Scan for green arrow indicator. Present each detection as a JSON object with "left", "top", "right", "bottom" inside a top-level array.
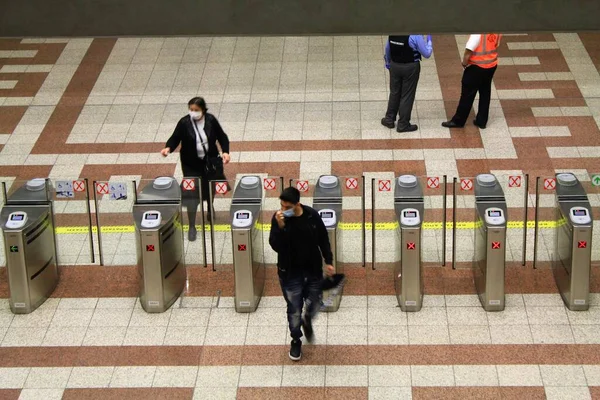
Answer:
[
  {"left": 9, "top": 246, "right": 18, "bottom": 253},
  {"left": 592, "top": 174, "right": 600, "bottom": 187}
]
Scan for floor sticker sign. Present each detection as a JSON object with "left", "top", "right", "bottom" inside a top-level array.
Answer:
[
  {"left": 109, "top": 182, "right": 127, "bottom": 200},
  {"left": 55, "top": 181, "right": 74, "bottom": 198}
]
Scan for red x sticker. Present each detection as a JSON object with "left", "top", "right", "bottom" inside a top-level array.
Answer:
[
  {"left": 578, "top": 241, "right": 587, "bottom": 249},
  {"left": 238, "top": 244, "right": 246, "bottom": 251},
  {"left": 407, "top": 242, "right": 416, "bottom": 250},
  {"left": 492, "top": 242, "right": 501, "bottom": 249},
  {"left": 146, "top": 245, "right": 155, "bottom": 252}
]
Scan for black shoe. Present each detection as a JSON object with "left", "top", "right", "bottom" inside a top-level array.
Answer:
[
  {"left": 302, "top": 317, "right": 314, "bottom": 344},
  {"left": 381, "top": 118, "right": 395, "bottom": 129},
  {"left": 289, "top": 339, "right": 302, "bottom": 361},
  {"left": 473, "top": 119, "right": 486, "bottom": 129},
  {"left": 397, "top": 124, "right": 418, "bottom": 133},
  {"left": 205, "top": 213, "right": 212, "bottom": 224},
  {"left": 188, "top": 227, "right": 197, "bottom": 242},
  {"left": 442, "top": 120, "right": 464, "bottom": 128}
]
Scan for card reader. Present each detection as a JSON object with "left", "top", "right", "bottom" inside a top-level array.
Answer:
[
  {"left": 232, "top": 210, "right": 253, "bottom": 228},
  {"left": 569, "top": 207, "right": 592, "bottom": 225},
  {"left": 400, "top": 208, "right": 420, "bottom": 226},
  {"left": 141, "top": 211, "right": 162, "bottom": 228},
  {"left": 318, "top": 209, "right": 337, "bottom": 227},
  {"left": 6, "top": 212, "right": 27, "bottom": 229},
  {"left": 484, "top": 207, "right": 505, "bottom": 225}
]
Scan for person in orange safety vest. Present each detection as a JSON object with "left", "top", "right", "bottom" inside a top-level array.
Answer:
[{"left": 442, "top": 33, "right": 502, "bottom": 130}]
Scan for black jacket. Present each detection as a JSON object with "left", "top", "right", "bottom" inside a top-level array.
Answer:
[
  {"left": 165, "top": 113, "right": 230, "bottom": 176},
  {"left": 269, "top": 205, "right": 334, "bottom": 278}
]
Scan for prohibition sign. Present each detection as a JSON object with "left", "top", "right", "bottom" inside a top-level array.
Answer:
[
  {"left": 345, "top": 178, "right": 358, "bottom": 190},
  {"left": 460, "top": 179, "right": 473, "bottom": 191},
  {"left": 96, "top": 182, "right": 109, "bottom": 195},
  {"left": 378, "top": 180, "right": 391, "bottom": 192},
  {"left": 263, "top": 178, "right": 276, "bottom": 191},
  {"left": 508, "top": 176, "right": 521, "bottom": 188},
  {"left": 296, "top": 180, "right": 309, "bottom": 192},
  {"left": 544, "top": 178, "right": 556, "bottom": 190},
  {"left": 215, "top": 182, "right": 228, "bottom": 194},
  {"left": 427, "top": 177, "right": 439, "bottom": 189},
  {"left": 182, "top": 179, "right": 195, "bottom": 191},
  {"left": 73, "top": 180, "right": 86, "bottom": 192}
]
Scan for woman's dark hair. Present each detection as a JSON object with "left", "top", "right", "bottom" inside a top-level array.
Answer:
[
  {"left": 188, "top": 97, "right": 207, "bottom": 112},
  {"left": 279, "top": 187, "right": 300, "bottom": 204}
]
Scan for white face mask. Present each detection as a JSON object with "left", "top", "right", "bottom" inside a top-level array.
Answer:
[{"left": 189, "top": 111, "right": 203, "bottom": 120}]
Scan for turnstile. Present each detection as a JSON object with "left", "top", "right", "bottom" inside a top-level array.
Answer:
[
  {"left": 394, "top": 175, "right": 424, "bottom": 312},
  {"left": 133, "top": 177, "right": 186, "bottom": 313},
  {"left": 1, "top": 179, "right": 58, "bottom": 314},
  {"left": 231, "top": 176, "right": 265, "bottom": 313},
  {"left": 473, "top": 174, "right": 507, "bottom": 311},
  {"left": 553, "top": 173, "right": 593, "bottom": 311},
  {"left": 312, "top": 175, "right": 343, "bottom": 312}
]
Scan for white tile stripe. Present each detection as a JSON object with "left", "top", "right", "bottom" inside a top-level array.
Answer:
[
  {"left": 0, "top": 365, "right": 599, "bottom": 389},
  {"left": 2, "top": 295, "right": 600, "bottom": 347}
]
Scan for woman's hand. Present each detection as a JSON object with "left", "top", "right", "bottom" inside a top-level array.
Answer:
[
  {"left": 222, "top": 153, "right": 231, "bottom": 164},
  {"left": 160, "top": 148, "right": 170, "bottom": 157}
]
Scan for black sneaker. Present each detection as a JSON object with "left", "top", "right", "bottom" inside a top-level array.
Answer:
[
  {"left": 381, "top": 118, "right": 395, "bottom": 129},
  {"left": 396, "top": 124, "right": 418, "bottom": 133},
  {"left": 473, "top": 119, "right": 486, "bottom": 129},
  {"left": 302, "top": 317, "right": 314, "bottom": 343},
  {"left": 289, "top": 339, "right": 302, "bottom": 361},
  {"left": 188, "top": 227, "right": 197, "bottom": 242}
]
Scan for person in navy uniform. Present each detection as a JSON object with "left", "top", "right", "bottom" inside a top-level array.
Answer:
[{"left": 382, "top": 34, "right": 433, "bottom": 133}]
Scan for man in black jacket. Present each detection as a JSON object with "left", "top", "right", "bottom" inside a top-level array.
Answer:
[{"left": 269, "top": 187, "right": 334, "bottom": 361}]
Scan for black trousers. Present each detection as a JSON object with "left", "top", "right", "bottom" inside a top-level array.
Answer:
[
  {"left": 181, "top": 159, "right": 211, "bottom": 230},
  {"left": 384, "top": 61, "right": 421, "bottom": 130},
  {"left": 451, "top": 65, "right": 497, "bottom": 126}
]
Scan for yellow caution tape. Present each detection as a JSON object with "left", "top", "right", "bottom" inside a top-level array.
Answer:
[{"left": 53, "top": 220, "right": 563, "bottom": 234}]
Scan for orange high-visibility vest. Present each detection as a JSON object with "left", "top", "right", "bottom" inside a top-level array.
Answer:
[{"left": 468, "top": 34, "right": 502, "bottom": 68}]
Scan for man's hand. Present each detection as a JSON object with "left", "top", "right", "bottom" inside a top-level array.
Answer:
[
  {"left": 160, "top": 148, "right": 170, "bottom": 157},
  {"left": 275, "top": 210, "right": 285, "bottom": 229},
  {"left": 325, "top": 264, "right": 334, "bottom": 277}
]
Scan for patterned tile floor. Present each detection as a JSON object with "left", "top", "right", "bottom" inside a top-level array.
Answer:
[{"left": 1, "top": 33, "right": 600, "bottom": 399}]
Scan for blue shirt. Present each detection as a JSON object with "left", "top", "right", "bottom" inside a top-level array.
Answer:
[{"left": 385, "top": 35, "right": 433, "bottom": 68}]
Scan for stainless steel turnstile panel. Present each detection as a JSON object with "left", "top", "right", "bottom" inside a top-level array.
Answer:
[
  {"left": 134, "top": 204, "right": 185, "bottom": 313},
  {"left": 554, "top": 195, "right": 593, "bottom": 311},
  {"left": 473, "top": 174, "right": 507, "bottom": 312},
  {"left": 1, "top": 205, "right": 58, "bottom": 314},
  {"left": 231, "top": 203, "right": 265, "bottom": 313},
  {"left": 394, "top": 176, "right": 424, "bottom": 312},
  {"left": 395, "top": 225, "right": 423, "bottom": 311},
  {"left": 312, "top": 175, "right": 343, "bottom": 312},
  {"left": 473, "top": 203, "right": 507, "bottom": 311}
]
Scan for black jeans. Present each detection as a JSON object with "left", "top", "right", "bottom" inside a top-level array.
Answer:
[
  {"left": 279, "top": 275, "right": 322, "bottom": 340},
  {"left": 451, "top": 65, "right": 497, "bottom": 126},
  {"left": 384, "top": 61, "right": 421, "bottom": 130}
]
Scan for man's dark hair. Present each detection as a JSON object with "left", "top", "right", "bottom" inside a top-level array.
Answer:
[
  {"left": 279, "top": 187, "right": 300, "bottom": 204},
  {"left": 188, "top": 97, "right": 207, "bottom": 112}
]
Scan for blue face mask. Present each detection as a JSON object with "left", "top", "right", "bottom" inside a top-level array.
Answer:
[{"left": 282, "top": 208, "right": 295, "bottom": 218}]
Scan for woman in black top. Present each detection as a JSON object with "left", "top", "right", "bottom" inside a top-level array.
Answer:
[{"left": 161, "top": 97, "right": 230, "bottom": 241}]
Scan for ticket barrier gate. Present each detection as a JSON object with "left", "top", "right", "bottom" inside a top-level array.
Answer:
[
  {"left": 231, "top": 176, "right": 265, "bottom": 313},
  {"left": 553, "top": 173, "right": 593, "bottom": 311},
  {"left": 133, "top": 177, "right": 186, "bottom": 313},
  {"left": 312, "top": 175, "right": 343, "bottom": 312},
  {"left": 473, "top": 174, "right": 507, "bottom": 311},
  {"left": 1, "top": 179, "right": 58, "bottom": 314},
  {"left": 394, "top": 175, "right": 424, "bottom": 312}
]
